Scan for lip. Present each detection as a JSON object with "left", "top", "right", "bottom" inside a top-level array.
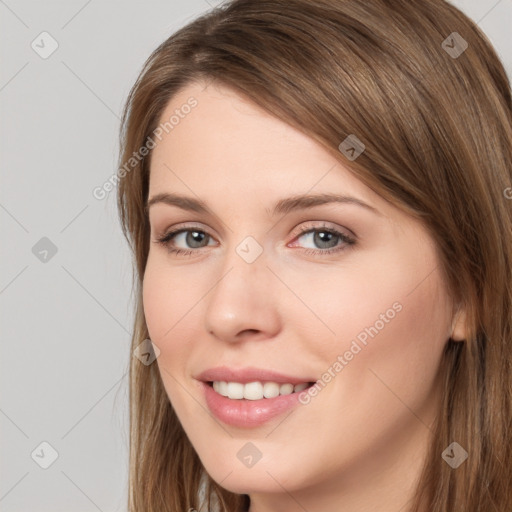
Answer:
[
  {"left": 200, "top": 381, "right": 312, "bottom": 428},
  {"left": 195, "top": 366, "right": 316, "bottom": 428},
  {"left": 196, "top": 366, "right": 315, "bottom": 385}
]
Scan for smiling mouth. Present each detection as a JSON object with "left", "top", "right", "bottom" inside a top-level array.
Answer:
[{"left": 207, "top": 380, "right": 316, "bottom": 400}]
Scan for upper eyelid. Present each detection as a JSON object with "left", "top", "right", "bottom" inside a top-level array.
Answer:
[{"left": 155, "top": 221, "right": 215, "bottom": 237}]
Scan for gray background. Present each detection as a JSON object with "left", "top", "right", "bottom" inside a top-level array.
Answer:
[{"left": 1, "top": 1, "right": 510, "bottom": 510}]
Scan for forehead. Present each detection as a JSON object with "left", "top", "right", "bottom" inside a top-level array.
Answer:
[{"left": 150, "top": 82, "right": 377, "bottom": 202}]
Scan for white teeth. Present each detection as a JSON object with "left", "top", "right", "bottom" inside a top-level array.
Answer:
[
  {"left": 218, "top": 381, "right": 228, "bottom": 396},
  {"left": 263, "top": 382, "right": 280, "bottom": 398},
  {"left": 243, "top": 381, "right": 263, "bottom": 400},
  {"left": 212, "top": 381, "right": 310, "bottom": 400},
  {"left": 279, "top": 383, "right": 294, "bottom": 395},
  {"left": 226, "top": 382, "right": 244, "bottom": 399}
]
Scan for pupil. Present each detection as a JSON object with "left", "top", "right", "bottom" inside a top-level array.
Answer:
[
  {"left": 314, "top": 231, "right": 337, "bottom": 248},
  {"left": 187, "top": 231, "right": 207, "bottom": 248}
]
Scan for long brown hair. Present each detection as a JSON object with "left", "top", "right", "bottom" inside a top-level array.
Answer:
[{"left": 117, "top": 1, "right": 512, "bottom": 510}]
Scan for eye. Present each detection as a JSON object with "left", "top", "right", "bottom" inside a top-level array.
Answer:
[
  {"left": 153, "top": 222, "right": 356, "bottom": 257},
  {"left": 154, "top": 227, "right": 217, "bottom": 255},
  {"left": 288, "top": 223, "right": 356, "bottom": 255}
]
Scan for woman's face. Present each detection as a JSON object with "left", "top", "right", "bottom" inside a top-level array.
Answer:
[{"left": 143, "top": 81, "right": 461, "bottom": 507}]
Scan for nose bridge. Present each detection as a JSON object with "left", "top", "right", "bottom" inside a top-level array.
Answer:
[
  {"left": 203, "top": 235, "right": 281, "bottom": 341},
  {"left": 215, "top": 233, "right": 269, "bottom": 291}
]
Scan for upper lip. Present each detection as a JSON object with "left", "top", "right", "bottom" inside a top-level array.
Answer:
[{"left": 196, "top": 366, "right": 315, "bottom": 385}]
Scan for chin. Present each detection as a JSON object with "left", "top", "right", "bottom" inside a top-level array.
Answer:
[
  {"left": 207, "top": 469, "right": 291, "bottom": 495},
  {"left": 200, "top": 450, "right": 311, "bottom": 495}
]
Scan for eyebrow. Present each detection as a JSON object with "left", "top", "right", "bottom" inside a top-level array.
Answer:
[{"left": 146, "top": 192, "right": 381, "bottom": 216}]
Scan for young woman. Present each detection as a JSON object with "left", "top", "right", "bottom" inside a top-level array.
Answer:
[{"left": 117, "top": 0, "right": 512, "bottom": 510}]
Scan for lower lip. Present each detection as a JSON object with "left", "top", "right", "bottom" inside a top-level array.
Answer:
[{"left": 201, "top": 381, "right": 309, "bottom": 428}]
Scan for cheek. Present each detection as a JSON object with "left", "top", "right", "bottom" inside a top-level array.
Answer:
[
  {"left": 313, "top": 251, "right": 451, "bottom": 423},
  {"left": 142, "top": 259, "right": 196, "bottom": 379},
  {"left": 142, "top": 261, "right": 200, "bottom": 416},
  {"left": 364, "top": 276, "right": 450, "bottom": 402},
  {"left": 142, "top": 257, "right": 197, "bottom": 342},
  {"left": 289, "top": 238, "right": 449, "bottom": 392}
]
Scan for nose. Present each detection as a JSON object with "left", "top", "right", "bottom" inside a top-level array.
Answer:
[{"left": 203, "top": 247, "right": 282, "bottom": 343}]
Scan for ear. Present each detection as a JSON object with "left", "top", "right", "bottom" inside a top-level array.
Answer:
[{"left": 450, "top": 303, "right": 468, "bottom": 342}]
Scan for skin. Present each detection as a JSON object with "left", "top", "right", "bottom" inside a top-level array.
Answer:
[{"left": 143, "top": 81, "right": 467, "bottom": 512}]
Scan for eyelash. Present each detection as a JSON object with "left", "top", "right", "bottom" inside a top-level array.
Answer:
[{"left": 154, "top": 222, "right": 356, "bottom": 257}]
